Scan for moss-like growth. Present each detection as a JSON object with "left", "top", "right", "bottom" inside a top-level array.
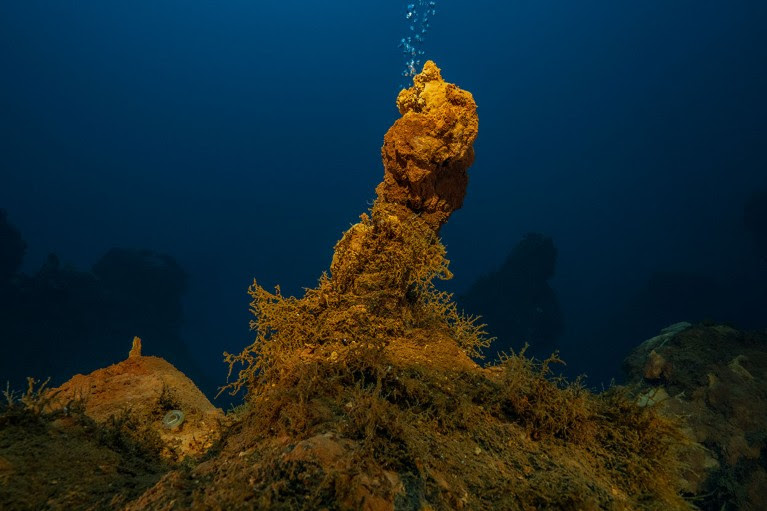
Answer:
[
  {"left": 124, "top": 61, "right": 692, "bottom": 511},
  {"left": 0, "top": 379, "right": 168, "bottom": 510},
  {"left": 223, "top": 201, "right": 490, "bottom": 399}
]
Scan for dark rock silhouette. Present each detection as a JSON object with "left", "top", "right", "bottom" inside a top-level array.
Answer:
[
  {"left": 605, "top": 263, "right": 765, "bottom": 349},
  {"left": 590, "top": 269, "right": 727, "bottom": 379},
  {"left": 586, "top": 260, "right": 767, "bottom": 391},
  {"left": 0, "top": 211, "right": 206, "bottom": 394},
  {"left": 624, "top": 323, "right": 767, "bottom": 510},
  {"left": 459, "top": 232, "right": 564, "bottom": 360}
]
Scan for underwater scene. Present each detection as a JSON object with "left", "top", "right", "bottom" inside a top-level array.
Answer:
[{"left": 1, "top": 2, "right": 766, "bottom": 510}]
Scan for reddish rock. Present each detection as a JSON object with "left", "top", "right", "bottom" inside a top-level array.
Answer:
[
  {"left": 376, "top": 60, "right": 478, "bottom": 230},
  {"left": 626, "top": 323, "right": 767, "bottom": 508},
  {"left": 51, "top": 337, "right": 225, "bottom": 460},
  {"left": 643, "top": 349, "right": 672, "bottom": 380}
]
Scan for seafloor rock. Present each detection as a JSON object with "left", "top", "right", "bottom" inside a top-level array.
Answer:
[
  {"left": 0, "top": 378, "right": 167, "bottom": 510},
  {"left": 1, "top": 62, "right": 700, "bottom": 511},
  {"left": 51, "top": 337, "right": 225, "bottom": 460},
  {"left": 122, "top": 62, "right": 691, "bottom": 511},
  {"left": 625, "top": 322, "right": 767, "bottom": 510}
]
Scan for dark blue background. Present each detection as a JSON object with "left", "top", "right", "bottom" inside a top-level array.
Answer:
[{"left": 2, "top": 1, "right": 765, "bottom": 397}]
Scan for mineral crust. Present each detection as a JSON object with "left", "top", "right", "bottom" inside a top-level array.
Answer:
[{"left": 376, "top": 60, "right": 478, "bottom": 230}]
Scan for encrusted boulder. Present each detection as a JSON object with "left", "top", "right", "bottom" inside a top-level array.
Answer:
[
  {"left": 51, "top": 337, "right": 225, "bottom": 460},
  {"left": 626, "top": 323, "right": 767, "bottom": 507}
]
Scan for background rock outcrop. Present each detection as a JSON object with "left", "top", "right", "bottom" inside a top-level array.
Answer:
[
  {"left": 0, "top": 216, "right": 207, "bottom": 396},
  {"left": 460, "top": 232, "right": 564, "bottom": 360}
]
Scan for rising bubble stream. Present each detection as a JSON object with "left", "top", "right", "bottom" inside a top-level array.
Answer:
[{"left": 399, "top": 1, "right": 437, "bottom": 87}]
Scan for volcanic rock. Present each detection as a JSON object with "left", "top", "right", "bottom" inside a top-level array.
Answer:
[{"left": 51, "top": 337, "right": 225, "bottom": 460}]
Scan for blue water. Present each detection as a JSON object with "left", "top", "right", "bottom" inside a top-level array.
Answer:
[
  {"left": 399, "top": 1, "right": 438, "bottom": 82},
  {"left": 1, "top": 1, "right": 766, "bottom": 402}
]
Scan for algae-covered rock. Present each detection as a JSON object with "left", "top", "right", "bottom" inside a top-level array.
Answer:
[
  {"left": 0, "top": 378, "right": 167, "bottom": 510},
  {"left": 51, "top": 337, "right": 225, "bottom": 461},
  {"left": 120, "top": 62, "right": 692, "bottom": 511},
  {"left": 625, "top": 323, "right": 767, "bottom": 509}
]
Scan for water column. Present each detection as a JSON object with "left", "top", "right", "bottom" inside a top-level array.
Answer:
[{"left": 399, "top": 1, "right": 437, "bottom": 85}]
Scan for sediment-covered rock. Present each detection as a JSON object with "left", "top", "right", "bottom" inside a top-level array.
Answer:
[
  {"left": 121, "top": 62, "right": 691, "bottom": 511},
  {"left": 0, "top": 377, "right": 168, "bottom": 510},
  {"left": 625, "top": 322, "right": 767, "bottom": 509},
  {"left": 51, "top": 337, "right": 225, "bottom": 460}
]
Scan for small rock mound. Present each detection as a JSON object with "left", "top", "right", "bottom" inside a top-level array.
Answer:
[
  {"left": 52, "top": 337, "right": 225, "bottom": 460},
  {"left": 0, "top": 377, "right": 167, "bottom": 510}
]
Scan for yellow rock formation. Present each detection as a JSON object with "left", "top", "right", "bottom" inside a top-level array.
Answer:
[{"left": 377, "top": 60, "right": 478, "bottom": 230}]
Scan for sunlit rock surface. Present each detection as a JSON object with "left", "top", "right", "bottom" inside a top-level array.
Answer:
[
  {"left": 377, "top": 60, "right": 478, "bottom": 230},
  {"left": 52, "top": 337, "right": 225, "bottom": 460}
]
